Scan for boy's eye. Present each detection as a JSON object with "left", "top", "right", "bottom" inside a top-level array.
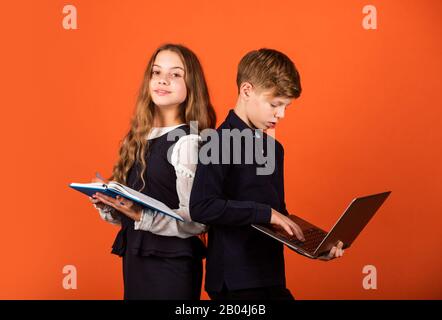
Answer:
[{"left": 271, "top": 104, "right": 278, "bottom": 108}]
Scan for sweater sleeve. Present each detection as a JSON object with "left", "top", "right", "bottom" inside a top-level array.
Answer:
[
  {"left": 133, "top": 134, "right": 208, "bottom": 238},
  {"left": 189, "top": 136, "right": 272, "bottom": 226}
]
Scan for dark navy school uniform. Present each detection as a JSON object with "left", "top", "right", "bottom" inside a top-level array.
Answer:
[
  {"left": 111, "top": 125, "right": 206, "bottom": 300},
  {"left": 190, "top": 110, "right": 294, "bottom": 299}
]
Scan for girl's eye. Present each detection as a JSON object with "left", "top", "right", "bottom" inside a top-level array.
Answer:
[
  {"left": 152, "top": 70, "right": 160, "bottom": 75},
  {"left": 172, "top": 73, "right": 182, "bottom": 78}
]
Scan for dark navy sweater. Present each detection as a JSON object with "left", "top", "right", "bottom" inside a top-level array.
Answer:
[{"left": 190, "top": 110, "right": 289, "bottom": 292}]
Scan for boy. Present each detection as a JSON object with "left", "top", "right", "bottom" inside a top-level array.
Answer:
[{"left": 190, "top": 49, "right": 343, "bottom": 300}]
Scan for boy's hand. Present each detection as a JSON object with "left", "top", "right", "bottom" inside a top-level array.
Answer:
[
  {"left": 270, "top": 209, "right": 305, "bottom": 241},
  {"left": 93, "top": 192, "right": 143, "bottom": 222},
  {"left": 318, "top": 241, "right": 345, "bottom": 261}
]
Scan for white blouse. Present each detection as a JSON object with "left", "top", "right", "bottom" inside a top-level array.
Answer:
[{"left": 94, "top": 124, "right": 207, "bottom": 239}]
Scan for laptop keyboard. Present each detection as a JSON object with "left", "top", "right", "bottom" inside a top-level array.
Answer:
[{"left": 286, "top": 228, "right": 327, "bottom": 252}]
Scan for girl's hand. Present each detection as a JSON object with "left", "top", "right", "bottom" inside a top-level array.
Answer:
[
  {"left": 89, "top": 195, "right": 108, "bottom": 210},
  {"left": 318, "top": 241, "right": 345, "bottom": 261},
  {"left": 93, "top": 192, "right": 143, "bottom": 222},
  {"left": 88, "top": 176, "right": 111, "bottom": 211}
]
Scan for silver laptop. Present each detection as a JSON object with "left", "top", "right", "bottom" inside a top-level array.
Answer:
[{"left": 252, "top": 191, "right": 391, "bottom": 259}]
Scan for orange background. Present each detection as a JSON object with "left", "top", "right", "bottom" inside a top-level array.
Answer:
[{"left": 1, "top": 0, "right": 441, "bottom": 299}]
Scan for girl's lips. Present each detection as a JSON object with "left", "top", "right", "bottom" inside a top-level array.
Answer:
[{"left": 154, "top": 89, "right": 171, "bottom": 96}]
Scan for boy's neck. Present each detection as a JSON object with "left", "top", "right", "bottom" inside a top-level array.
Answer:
[{"left": 233, "top": 98, "right": 255, "bottom": 129}]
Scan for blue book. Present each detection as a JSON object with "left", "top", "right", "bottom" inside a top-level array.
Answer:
[{"left": 69, "top": 181, "right": 184, "bottom": 222}]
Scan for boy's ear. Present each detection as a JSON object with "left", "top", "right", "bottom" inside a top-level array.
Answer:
[{"left": 240, "top": 82, "right": 253, "bottom": 99}]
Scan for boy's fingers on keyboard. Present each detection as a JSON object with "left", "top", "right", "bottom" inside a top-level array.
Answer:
[
  {"left": 285, "top": 218, "right": 304, "bottom": 240},
  {"left": 282, "top": 223, "right": 294, "bottom": 236},
  {"left": 291, "top": 224, "right": 305, "bottom": 241}
]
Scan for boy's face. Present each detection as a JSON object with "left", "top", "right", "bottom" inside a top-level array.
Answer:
[{"left": 243, "top": 84, "right": 293, "bottom": 130}]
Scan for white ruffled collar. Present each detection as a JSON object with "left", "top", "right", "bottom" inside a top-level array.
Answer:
[{"left": 147, "top": 124, "right": 186, "bottom": 140}]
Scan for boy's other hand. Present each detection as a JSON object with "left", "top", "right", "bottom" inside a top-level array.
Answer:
[
  {"left": 318, "top": 241, "right": 345, "bottom": 261},
  {"left": 270, "top": 209, "right": 305, "bottom": 241}
]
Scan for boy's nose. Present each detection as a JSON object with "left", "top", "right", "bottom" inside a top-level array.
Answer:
[{"left": 275, "top": 106, "right": 285, "bottom": 119}]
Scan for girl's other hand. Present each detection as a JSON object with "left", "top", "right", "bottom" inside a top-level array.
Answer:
[{"left": 89, "top": 194, "right": 108, "bottom": 210}]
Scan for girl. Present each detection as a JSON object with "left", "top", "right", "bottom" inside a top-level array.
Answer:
[{"left": 89, "top": 43, "right": 216, "bottom": 300}]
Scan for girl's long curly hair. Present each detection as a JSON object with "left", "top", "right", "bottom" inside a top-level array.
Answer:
[{"left": 109, "top": 44, "right": 216, "bottom": 190}]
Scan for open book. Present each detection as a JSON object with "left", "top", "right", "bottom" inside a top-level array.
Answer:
[{"left": 69, "top": 181, "right": 184, "bottom": 222}]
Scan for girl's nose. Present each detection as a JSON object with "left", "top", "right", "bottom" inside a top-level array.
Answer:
[
  {"left": 158, "top": 77, "right": 168, "bottom": 85},
  {"left": 157, "top": 73, "right": 170, "bottom": 85}
]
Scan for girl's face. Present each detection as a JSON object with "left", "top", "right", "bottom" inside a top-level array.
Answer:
[{"left": 149, "top": 50, "right": 187, "bottom": 109}]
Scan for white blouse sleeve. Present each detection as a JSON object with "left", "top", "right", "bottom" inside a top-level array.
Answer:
[
  {"left": 94, "top": 204, "right": 121, "bottom": 226},
  {"left": 134, "top": 134, "right": 208, "bottom": 238}
]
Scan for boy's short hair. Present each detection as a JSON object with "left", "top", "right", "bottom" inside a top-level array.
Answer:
[{"left": 236, "top": 48, "right": 302, "bottom": 98}]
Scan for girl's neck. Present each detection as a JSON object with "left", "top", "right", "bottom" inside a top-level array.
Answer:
[{"left": 153, "top": 105, "right": 184, "bottom": 127}]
